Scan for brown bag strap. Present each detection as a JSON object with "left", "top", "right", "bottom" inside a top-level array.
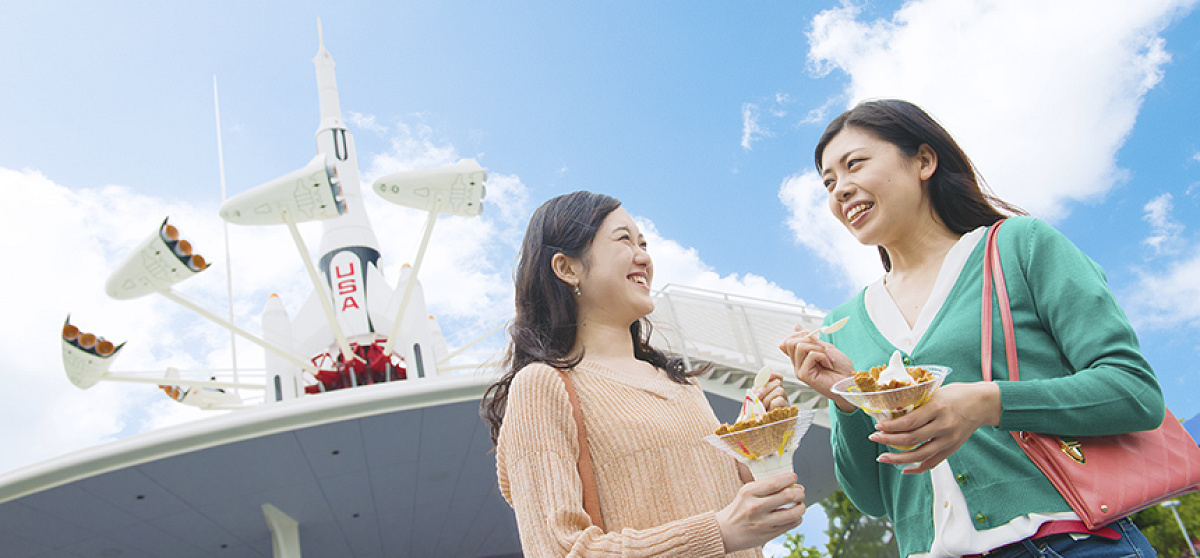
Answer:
[{"left": 557, "top": 370, "right": 604, "bottom": 530}]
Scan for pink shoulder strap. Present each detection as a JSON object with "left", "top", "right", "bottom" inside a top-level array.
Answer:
[{"left": 981, "top": 220, "right": 1020, "bottom": 381}]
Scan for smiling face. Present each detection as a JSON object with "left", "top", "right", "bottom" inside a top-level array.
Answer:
[
  {"left": 819, "top": 126, "right": 938, "bottom": 248},
  {"left": 565, "top": 207, "right": 654, "bottom": 326}
]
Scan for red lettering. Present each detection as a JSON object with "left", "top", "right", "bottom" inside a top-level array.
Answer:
[
  {"left": 342, "top": 297, "right": 360, "bottom": 311},
  {"left": 335, "top": 262, "right": 356, "bottom": 278},
  {"left": 338, "top": 279, "right": 356, "bottom": 295}
]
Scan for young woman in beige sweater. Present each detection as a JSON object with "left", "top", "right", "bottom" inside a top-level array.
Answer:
[{"left": 481, "top": 191, "right": 808, "bottom": 557}]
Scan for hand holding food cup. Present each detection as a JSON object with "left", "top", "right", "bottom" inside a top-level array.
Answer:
[
  {"left": 868, "top": 381, "right": 1003, "bottom": 474},
  {"left": 715, "top": 472, "right": 807, "bottom": 552}
]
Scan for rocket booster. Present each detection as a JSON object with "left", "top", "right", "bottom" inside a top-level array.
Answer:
[{"left": 262, "top": 293, "right": 302, "bottom": 401}]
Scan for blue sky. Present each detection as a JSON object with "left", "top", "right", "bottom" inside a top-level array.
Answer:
[{"left": 3, "top": 0, "right": 1199, "bottom": 553}]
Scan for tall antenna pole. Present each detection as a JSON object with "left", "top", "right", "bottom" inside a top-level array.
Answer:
[{"left": 214, "top": 76, "right": 240, "bottom": 392}]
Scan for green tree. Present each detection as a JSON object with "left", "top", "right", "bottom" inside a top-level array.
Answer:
[
  {"left": 823, "top": 490, "right": 900, "bottom": 558},
  {"left": 1131, "top": 492, "right": 1200, "bottom": 557},
  {"left": 779, "top": 532, "right": 823, "bottom": 558}
]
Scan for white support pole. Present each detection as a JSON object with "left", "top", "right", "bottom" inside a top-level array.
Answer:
[
  {"left": 158, "top": 289, "right": 320, "bottom": 374},
  {"left": 262, "top": 503, "right": 302, "bottom": 558},
  {"left": 281, "top": 211, "right": 358, "bottom": 363},
  {"left": 213, "top": 75, "right": 241, "bottom": 396},
  {"left": 437, "top": 321, "right": 506, "bottom": 365},
  {"left": 98, "top": 374, "right": 263, "bottom": 390},
  {"left": 382, "top": 200, "right": 440, "bottom": 357}
]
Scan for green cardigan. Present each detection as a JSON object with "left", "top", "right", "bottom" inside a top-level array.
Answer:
[{"left": 821, "top": 216, "right": 1163, "bottom": 557}]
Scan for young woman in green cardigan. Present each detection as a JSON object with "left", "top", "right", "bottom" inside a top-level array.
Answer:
[{"left": 779, "top": 100, "right": 1162, "bottom": 557}]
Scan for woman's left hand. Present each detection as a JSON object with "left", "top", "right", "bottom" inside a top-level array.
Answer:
[
  {"left": 868, "top": 382, "right": 1002, "bottom": 474},
  {"left": 756, "top": 373, "right": 789, "bottom": 412}
]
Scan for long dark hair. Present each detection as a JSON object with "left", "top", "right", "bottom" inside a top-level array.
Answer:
[
  {"left": 481, "top": 191, "right": 693, "bottom": 445},
  {"left": 814, "top": 99, "right": 1025, "bottom": 270}
]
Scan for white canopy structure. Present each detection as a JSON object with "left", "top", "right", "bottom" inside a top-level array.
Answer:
[{"left": 0, "top": 286, "right": 836, "bottom": 557}]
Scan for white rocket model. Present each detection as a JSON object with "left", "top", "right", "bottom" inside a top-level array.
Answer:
[
  {"left": 60, "top": 22, "right": 486, "bottom": 407},
  {"left": 220, "top": 21, "right": 486, "bottom": 401}
]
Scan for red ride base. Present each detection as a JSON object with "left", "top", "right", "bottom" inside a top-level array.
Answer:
[{"left": 304, "top": 338, "right": 406, "bottom": 394}]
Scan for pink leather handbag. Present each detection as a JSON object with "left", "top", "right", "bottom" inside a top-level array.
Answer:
[{"left": 981, "top": 220, "right": 1200, "bottom": 530}]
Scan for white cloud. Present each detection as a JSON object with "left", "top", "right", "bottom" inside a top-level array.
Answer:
[
  {"left": 771, "top": 93, "right": 791, "bottom": 117},
  {"left": 347, "top": 111, "right": 388, "bottom": 136},
  {"left": 637, "top": 218, "right": 811, "bottom": 307},
  {"left": 1142, "top": 193, "right": 1184, "bottom": 255},
  {"left": 779, "top": 170, "right": 885, "bottom": 289},
  {"left": 785, "top": 0, "right": 1196, "bottom": 292},
  {"left": 0, "top": 167, "right": 220, "bottom": 474},
  {"left": 741, "top": 102, "right": 768, "bottom": 150},
  {"left": 800, "top": 96, "right": 842, "bottom": 126},
  {"left": 804, "top": 0, "right": 1190, "bottom": 219},
  {"left": 363, "top": 120, "right": 459, "bottom": 176},
  {"left": 741, "top": 95, "right": 797, "bottom": 149},
  {"left": 1126, "top": 252, "right": 1200, "bottom": 330}
]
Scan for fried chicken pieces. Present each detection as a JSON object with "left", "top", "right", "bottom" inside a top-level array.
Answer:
[
  {"left": 715, "top": 405, "right": 800, "bottom": 436},
  {"left": 852, "top": 364, "right": 934, "bottom": 392}
]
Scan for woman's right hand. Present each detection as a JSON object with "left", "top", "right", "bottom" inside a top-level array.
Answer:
[
  {"left": 715, "top": 473, "right": 806, "bottom": 553},
  {"left": 779, "top": 325, "right": 856, "bottom": 412}
]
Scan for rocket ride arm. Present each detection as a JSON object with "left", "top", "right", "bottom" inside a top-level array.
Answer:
[
  {"left": 63, "top": 316, "right": 258, "bottom": 410},
  {"left": 155, "top": 367, "right": 248, "bottom": 410},
  {"left": 158, "top": 288, "right": 321, "bottom": 375},
  {"left": 100, "top": 218, "right": 320, "bottom": 375},
  {"left": 371, "top": 159, "right": 487, "bottom": 357},
  {"left": 218, "top": 155, "right": 359, "bottom": 365}
]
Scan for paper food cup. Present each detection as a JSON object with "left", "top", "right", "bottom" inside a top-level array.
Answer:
[
  {"left": 830, "top": 365, "right": 950, "bottom": 450},
  {"left": 703, "top": 410, "right": 817, "bottom": 480}
]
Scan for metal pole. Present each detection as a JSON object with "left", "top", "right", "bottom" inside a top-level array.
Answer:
[
  {"left": 282, "top": 211, "right": 358, "bottom": 363},
  {"left": 736, "top": 302, "right": 764, "bottom": 370},
  {"left": 661, "top": 290, "right": 692, "bottom": 371},
  {"left": 1166, "top": 499, "right": 1195, "bottom": 556},
  {"left": 213, "top": 75, "right": 240, "bottom": 397},
  {"left": 383, "top": 200, "right": 440, "bottom": 357},
  {"left": 159, "top": 289, "right": 320, "bottom": 374}
]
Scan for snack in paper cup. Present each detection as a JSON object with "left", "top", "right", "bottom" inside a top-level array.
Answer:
[
  {"left": 705, "top": 406, "right": 817, "bottom": 480},
  {"left": 705, "top": 367, "right": 818, "bottom": 479},
  {"left": 831, "top": 361, "right": 951, "bottom": 450}
]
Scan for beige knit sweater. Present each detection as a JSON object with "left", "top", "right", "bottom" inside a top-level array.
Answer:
[{"left": 496, "top": 360, "right": 762, "bottom": 557}]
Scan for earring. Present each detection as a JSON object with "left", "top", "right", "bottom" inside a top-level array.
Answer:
[{"left": 572, "top": 284, "right": 582, "bottom": 296}]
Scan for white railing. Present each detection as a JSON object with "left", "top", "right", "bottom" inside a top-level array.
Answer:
[{"left": 647, "top": 285, "right": 831, "bottom": 421}]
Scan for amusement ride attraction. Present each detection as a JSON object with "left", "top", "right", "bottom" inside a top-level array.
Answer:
[{"left": 0, "top": 22, "right": 834, "bottom": 558}]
